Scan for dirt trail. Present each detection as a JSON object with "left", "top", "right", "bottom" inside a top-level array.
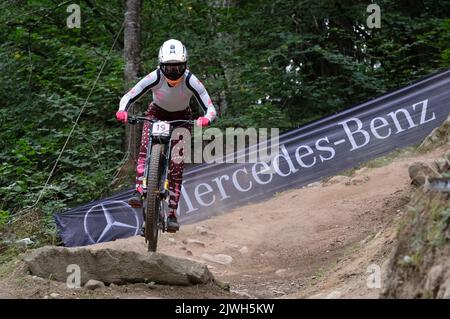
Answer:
[
  {"left": 1, "top": 147, "right": 447, "bottom": 299},
  {"left": 159, "top": 147, "right": 446, "bottom": 298},
  {"left": 0, "top": 282, "right": 13, "bottom": 299}
]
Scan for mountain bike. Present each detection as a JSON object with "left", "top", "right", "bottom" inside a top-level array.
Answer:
[{"left": 128, "top": 116, "right": 194, "bottom": 252}]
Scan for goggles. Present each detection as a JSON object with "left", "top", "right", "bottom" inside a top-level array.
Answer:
[{"left": 160, "top": 63, "right": 187, "bottom": 80}]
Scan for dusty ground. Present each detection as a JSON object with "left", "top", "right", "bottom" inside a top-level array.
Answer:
[{"left": 0, "top": 146, "right": 448, "bottom": 299}]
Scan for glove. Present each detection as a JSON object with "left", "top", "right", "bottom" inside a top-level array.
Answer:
[
  {"left": 196, "top": 117, "right": 210, "bottom": 127},
  {"left": 116, "top": 111, "right": 128, "bottom": 123}
]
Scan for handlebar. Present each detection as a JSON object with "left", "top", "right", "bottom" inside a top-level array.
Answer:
[{"left": 128, "top": 116, "right": 195, "bottom": 125}]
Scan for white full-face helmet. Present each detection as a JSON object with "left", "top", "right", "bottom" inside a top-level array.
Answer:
[{"left": 158, "top": 39, "right": 188, "bottom": 84}]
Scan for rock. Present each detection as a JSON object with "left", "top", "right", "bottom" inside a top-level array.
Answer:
[
  {"left": 195, "top": 226, "right": 209, "bottom": 235},
  {"left": 324, "top": 290, "right": 342, "bottom": 299},
  {"left": 408, "top": 162, "right": 436, "bottom": 186},
  {"left": 441, "top": 279, "right": 450, "bottom": 299},
  {"left": 348, "top": 175, "right": 370, "bottom": 186},
  {"left": 420, "top": 139, "right": 435, "bottom": 151},
  {"left": 271, "top": 289, "right": 285, "bottom": 296},
  {"left": 186, "top": 239, "right": 206, "bottom": 248},
  {"left": 325, "top": 175, "right": 349, "bottom": 186},
  {"left": 50, "top": 293, "right": 60, "bottom": 298},
  {"left": 436, "top": 159, "right": 450, "bottom": 173},
  {"left": 374, "top": 230, "right": 382, "bottom": 239},
  {"left": 359, "top": 235, "right": 372, "bottom": 245},
  {"left": 355, "top": 167, "right": 369, "bottom": 175},
  {"left": 84, "top": 279, "right": 105, "bottom": 291},
  {"left": 230, "top": 289, "right": 254, "bottom": 298},
  {"left": 307, "top": 181, "right": 322, "bottom": 187},
  {"left": 260, "top": 251, "right": 276, "bottom": 258},
  {"left": 201, "top": 253, "right": 233, "bottom": 265},
  {"left": 16, "top": 238, "right": 34, "bottom": 246},
  {"left": 31, "top": 275, "right": 45, "bottom": 283},
  {"left": 147, "top": 281, "right": 156, "bottom": 289},
  {"left": 424, "top": 265, "right": 443, "bottom": 293},
  {"left": 215, "top": 280, "right": 231, "bottom": 291},
  {"left": 402, "top": 255, "right": 412, "bottom": 265},
  {"left": 275, "top": 269, "right": 287, "bottom": 277},
  {"left": 418, "top": 114, "right": 450, "bottom": 150},
  {"left": 239, "top": 246, "right": 249, "bottom": 254},
  {"left": 23, "top": 246, "right": 214, "bottom": 286}
]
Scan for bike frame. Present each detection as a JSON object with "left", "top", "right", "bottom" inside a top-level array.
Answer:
[{"left": 128, "top": 116, "right": 193, "bottom": 231}]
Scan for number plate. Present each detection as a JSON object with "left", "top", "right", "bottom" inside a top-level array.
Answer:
[{"left": 152, "top": 121, "right": 170, "bottom": 137}]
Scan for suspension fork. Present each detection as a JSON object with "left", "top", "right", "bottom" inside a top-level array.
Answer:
[
  {"left": 159, "top": 135, "right": 173, "bottom": 199},
  {"left": 142, "top": 128, "right": 172, "bottom": 199},
  {"left": 141, "top": 131, "right": 153, "bottom": 195}
]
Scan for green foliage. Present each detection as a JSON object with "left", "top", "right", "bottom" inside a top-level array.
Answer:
[
  {"left": 0, "top": 211, "right": 9, "bottom": 227},
  {"left": 0, "top": 1, "right": 125, "bottom": 226}
]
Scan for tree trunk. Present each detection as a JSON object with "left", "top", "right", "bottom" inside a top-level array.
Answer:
[
  {"left": 124, "top": 0, "right": 142, "bottom": 87},
  {"left": 121, "top": 0, "right": 142, "bottom": 187}
]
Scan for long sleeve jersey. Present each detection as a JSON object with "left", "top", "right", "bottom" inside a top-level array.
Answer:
[{"left": 118, "top": 69, "right": 217, "bottom": 122}]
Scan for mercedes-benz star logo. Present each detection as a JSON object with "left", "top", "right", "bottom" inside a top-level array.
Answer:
[{"left": 83, "top": 200, "right": 141, "bottom": 244}]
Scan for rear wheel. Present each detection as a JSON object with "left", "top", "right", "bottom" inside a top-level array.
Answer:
[{"left": 145, "top": 143, "right": 163, "bottom": 252}]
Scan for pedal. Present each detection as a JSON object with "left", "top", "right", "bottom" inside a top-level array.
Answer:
[{"left": 166, "top": 223, "right": 180, "bottom": 233}]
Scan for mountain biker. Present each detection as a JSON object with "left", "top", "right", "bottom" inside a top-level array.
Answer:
[{"left": 116, "top": 39, "right": 217, "bottom": 233}]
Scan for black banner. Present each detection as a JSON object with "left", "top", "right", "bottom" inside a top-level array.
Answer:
[{"left": 55, "top": 69, "right": 450, "bottom": 247}]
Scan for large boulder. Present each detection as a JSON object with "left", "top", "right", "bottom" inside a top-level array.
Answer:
[
  {"left": 418, "top": 114, "right": 450, "bottom": 151},
  {"left": 23, "top": 246, "right": 214, "bottom": 286},
  {"left": 408, "top": 162, "right": 436, "bottom": 186}
]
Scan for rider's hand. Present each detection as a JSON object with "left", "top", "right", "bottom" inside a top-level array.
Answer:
[
  {"left": 196, "top": 117, "right": 210, "bottom": 127},
  {"left": 116, "top": 111, "right": 128, "bottom": 123}
]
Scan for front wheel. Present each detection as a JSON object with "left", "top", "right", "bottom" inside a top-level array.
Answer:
[{"left": 145, "top": 143, "right": 163, "bottom": 252}]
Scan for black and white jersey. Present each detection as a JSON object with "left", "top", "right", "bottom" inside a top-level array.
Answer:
[{"left": 119, "top": 69, "right": 217, "bottom": 121}]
